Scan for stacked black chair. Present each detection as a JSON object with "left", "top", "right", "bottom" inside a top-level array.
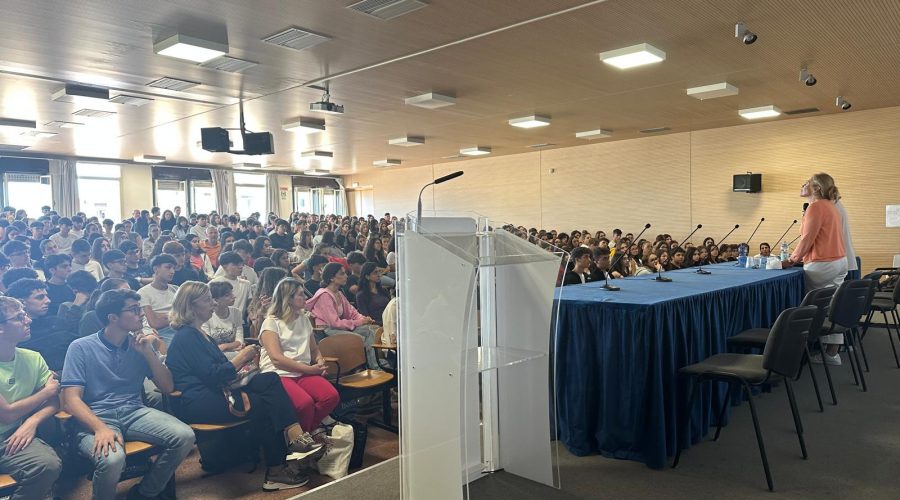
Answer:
[
  {"left": 673, "top": 305, "right": 818, "bottom": 491},
  {"left": 727, "top": 287, "right": 835, "bottom": 411},
  {"left": 861, "top": 281, "right": 900, "bottom": 368},
  {"left": 818, "top": 279, "right": 876, "bottom": 398}
]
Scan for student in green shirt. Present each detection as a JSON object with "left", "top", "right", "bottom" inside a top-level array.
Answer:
[{"left": 0, "top": 296, "right": 62, "bottom": 500}]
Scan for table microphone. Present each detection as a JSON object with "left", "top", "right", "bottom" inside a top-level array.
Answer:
[
  {"left": 745, "top": 217, "right": 765, "bottom": 246},
  {"left": 653, "top": 262, "right": 673, "bottom": 282},
  {"left": 601, "top": 223, "right": 651, "bottom": 291},
  {"left": 788, "top": 234, "right": 801, "bottom": 246},
  {"left": 718, "top": 224, "right": 740, "bottom": 246},
  {"left": 772, "top": 219, "right": 798, "bottom": 248},
  {"left": 678, "top": 224, "right": 702, "bottom": 247}
]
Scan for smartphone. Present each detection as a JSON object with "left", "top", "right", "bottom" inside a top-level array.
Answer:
[{"left": 244, "top": 338, "right": 260, "bottom": 346}]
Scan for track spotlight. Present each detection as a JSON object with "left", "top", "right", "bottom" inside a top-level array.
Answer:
[
  {"left": 735, "top": 22, "right": 757, "bottom": 44},
  {"left": 799, "top": 68, "right": 817, "bottom": 86},
  {"left": 836, "top": 96, "right": 851, "bottom": 110}
]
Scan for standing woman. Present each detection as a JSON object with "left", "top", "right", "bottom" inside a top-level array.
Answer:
[
  {"left": 259, "top": 278, "right": 339, "bottom": 434},
  {"left": 831, "top": 182, "right": 859, "bottom": 280},
  {"left": 165, "top": 281, "right": 324, "bottom": 491}
]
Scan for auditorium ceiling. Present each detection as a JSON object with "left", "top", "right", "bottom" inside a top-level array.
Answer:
[{"left": 1, "top": 0, "right": 899, "bottom": 174}]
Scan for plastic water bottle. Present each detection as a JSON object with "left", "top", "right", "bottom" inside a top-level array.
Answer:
[
  {"left": 780, "top": 242, "right": 789, "bottom": 261},
  {"left": 738, "top": 244, "right": 748, "bottom": 268}
]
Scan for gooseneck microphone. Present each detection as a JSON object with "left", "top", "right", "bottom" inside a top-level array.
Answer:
[
  {"left": 745, "top": 217, "right": 765, "bottom": 246},
  {"left": 772, "top": 219, "right": 798, "bottom": 248},
  {"left": 679, "top": 224, "right": 702, "bottom": 247},
  {"left": 416, "top": 171, "right": 464, "bottom": 230},
  {"left": 653, "top": 261, "right": 673, "bottom": 282},
  {"left": 802, "top": 202, "right": 810, "bottom": 213},
  {"left": 718, "top": 224, "right": 740, "bottom": 246},
  {"left": 601, "top": 223, "right": 651, "bottom": 291}
]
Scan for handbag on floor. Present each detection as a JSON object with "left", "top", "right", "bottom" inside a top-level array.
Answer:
[{"left": 314, "top": 423, "right": 354, "bottom": 479}]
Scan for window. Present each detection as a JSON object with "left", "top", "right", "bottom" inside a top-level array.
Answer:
[
  {"left": 294, "top": 188, "right": 311, "bottom": 212},
  {"left": 234, "top": 172, "right": 266, "bottom": 216},
  {"left": 323, "top": 188, "right": 336, "bottom": 215},
  {"left": 77, "top": 163, "right": 121, "bottom": 220},
  {"left": 192, "top": 181, "right": 217, "bottom": 214},
  {"left": 154, "top": 180, "right": 187, "bottom": 214},
  {"left": 3, "top": 173, "right": 52, "bottom": 219}
]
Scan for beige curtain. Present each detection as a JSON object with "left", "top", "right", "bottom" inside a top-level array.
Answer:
[
  {"left": 49, "top": 159, "right": 79, "bottom": 216},
  {"left": 265, "top": 173, "right": 280, "bottom": 216},
  {"left": 211, "top": 169, "right": 235, "bottom": 214}
]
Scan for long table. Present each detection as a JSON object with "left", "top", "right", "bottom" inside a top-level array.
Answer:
[{"left": 554, "top": 263, "right": 805, "bottom": 469}]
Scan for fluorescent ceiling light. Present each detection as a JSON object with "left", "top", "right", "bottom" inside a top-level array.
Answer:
[
  {"left": 153, "top": 34, "right": 228, "bottom": 63},
  {"left": 509, "top": 114, "right": 551, "bottom": 128},
  {"left": 599, "top": 43, "right": 666, "bottom": 69},
  {"left": 388, "top": 135, "right": 425, "bottom": 147},
  {"left": 738, "top": 105, "right": 782, "bottom": 120},
  {"left": 304, "top": 168, "right": 330, "bottom": 176},
  {"left": 301, "top": 150, "right": 333, "bottom": 159},
  {"left": 460, "top": 146, "right": 491, "bottom": 156},
  {"left": 20, "top": 130, "right": 58, "bottom": 138},
  {"left": 134, "top": 154, "right": 166, "bottom": 164},
  {"left": 405, "top": 92, "right": 456, "bottom": 109},
  {"left": 232, "top": 162, "right": 261, "bottom": 170},
  {"left": 686, "top": 82, "right": 739, "bottom": 100},
  {"left": 51, "top": 84, "right": 110, "bottom": 104},
  {"left": 282, "top": 117, "right": 325, "bottom": 134},
  {"left": 575, "top": 129, "right": 613, "bottom": 140},
  {"left": 0, "top": 118, "right": 37, "bottom": 129},
  {"left": 373, "top": 159, "right": 401, "bottom": 167}
]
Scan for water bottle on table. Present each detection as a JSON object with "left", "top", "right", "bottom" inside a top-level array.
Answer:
[
  {"left": 780, "top": 242, "right": 789, "bottom": 262},
  {"left": 738, "top": 244, "right": 748, "bottom": 268}
]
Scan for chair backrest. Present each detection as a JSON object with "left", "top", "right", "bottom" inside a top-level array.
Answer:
[
  {"left": 318, "top": 334, "right": 368, "bottom": 378},
  {"left": 893, "top": 277, "right": 900, "bottom": 305},
  {"left": 829, "top": 279, "right": 874, "bottom": 328},
  {"left": 762, "top": 305, "right": 818, "bottom": 378},
  {"left": 800, "top": 286, "right": 836, "bottom": 339}
]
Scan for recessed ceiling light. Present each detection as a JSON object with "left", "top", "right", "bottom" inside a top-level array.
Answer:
[
  {"left": 20, "top": 130, "right": 57, "bottom": 138},
  {"left": 348, "top": 0, "right": 427, "bottom": 20},
  {"left": 304, "top": 168, "right": 330, "bottom": 176},
  {"left": 134, "top": 154, "right": 166, "bottom": 164},
  {"left": 262, "top": 27, "right": 331, "bottom": 51},
  {"left": 50, "top": 84, "right": 110, "bottom": 104},
  {"left": 72, "top": 109, "right": 116, "bottom": 118},
  {"left": 388, "top": 135, "right": 425, "bottom": 147},
  {"left": 198, "top": 55, "right": 258, "bottom": 73},
  {"left": 232, "top": 162, "right": 262, "bottom": 170},
  {"left": 282, "top": 117, "right": 325, "bottom": 134},
  {"left": 146, "top": 77, "right": 201, "bottom": 91},
  {"left": 373, "top": 159, "right": 401, "bottom": 167},
  {"left": 460, "top": 146, "right": 491, "bottom": 156},
  {"left": 109, "top": 94, "right": 154, "bottom": 106},
  {"left": 599, "top": 43, "right": 666, "bottom": 69},
  {"left": 509, "top": 114, "right": 551, "bottom": 128},
  {"left": 686, "top": 82, "right": 739, "bottom": 100},
  {"left": 738, "top": 105, "right": 782, "bottom": 120},
  {"left": 153, "top": 34, "right": 228, "bottom": 63},
  {"left": 301, "top": 150, "right": 333, "bottom": 159},
  {"left": 44, "top": 120, "right": 84, "bottom": 128},
  {"left": 405, "top": 92, "right": 456, "bottom": 109},
  {"left": 0, "top": 118, "right": 37, "bottom": 129},
  {"left": 575, "top": 129, "right": 613, "bottom": 140}
]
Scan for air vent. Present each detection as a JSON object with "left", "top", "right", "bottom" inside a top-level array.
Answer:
[
  {"left": 0, "top": 144, "right": 29, "bottom": 151},
  {"left": 199, "top": 55, "right": 258, "bottom": 73},
  {"left": 146, "top": 77, "right": 201, "bottom": 91},
  {"left": 441, "top": 154, "right": 465, "bottom": 160},
  {"left": 640, "top": 127, "right": 671, "bottom": 134},
  {"left": 348, "top": 0, "right": 427, "bottom": 20},
  {"left": 109, "top": 94, "right": 154, "bottom": 106},
  {"left": 44, "top": 120, "right": 84, "bottom": 128},
  {"left": 262, "top": 27, "right": 331, "bottom": 51},
  {"left": 528, "top": 143, "right": 556, "bottom": 148},
  {"left": 784, "top": 107, "right": 820, "bottom": 115},
  {"left": 19, "top": 130, "right": 57, "bottom": 138},
  {"left": 72, "top": 108, "right": 117, "bottom": 118},
  {"left": 156, "top": 180, "right": 183, "bottom": 190},
  {"left": 6, "top": 173, "right": 41, "bottom": 183}
]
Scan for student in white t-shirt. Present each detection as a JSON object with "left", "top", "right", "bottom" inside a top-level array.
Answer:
[
  {"left": 70, "top": 239, "right": 104, "bottom": 281},
  {"left": 258, "top": 278, "right": 338, "bottom": 433},
  {"left": 138, "top": 254, "right": 178, "bottom": 344},
  {"left": 49, "top": 217, "right": 80, "bottom": 255},
  {"left": 210, "top": 251, "right": 252, "bottom": 317},
  {"left": 202, "top": 280, "right": 244, "bottom": 354}
]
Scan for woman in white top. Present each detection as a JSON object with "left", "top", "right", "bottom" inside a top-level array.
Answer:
[
  {"left": 259, "top": 277, "right": 339, "bottom": 433},
  {"left": 833, "top": 186, "right": 859, "bottom": 279},
  {"left": 203, "top": 280, "right": 244, "bottom": 355}
]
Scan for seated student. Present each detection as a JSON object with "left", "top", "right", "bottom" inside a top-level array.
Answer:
[
  {"left": 101, "top": 249, "right": 142, "bottom": 290},
  {"left": 307, "top": 263, "right": 381, "bottom": 370},
  {"left": 57, "top": 271, "right": 99, "bottom": 320},
  {"left": 634, "top": 252, "right": 661, "bottom": 276},
  {"left": 253, "top": 257, "right": 274, "bottom": 276},
  {"left": 2, "top": 240, "right": 41, "bottom": 279},
  {"left": 217, "top": 240, "right": 259, "bottom": 286},
  {"left": 118, "top": 241, "right": 151, "bottom": 286},
  {"left": 165, "top": 281, "right": 323, "bottom": 490},
  {"left": 269, "top": 220, "right": 295, "bottom": 251},
  {"left": 300, "top": 255, "right": 329, "bottom": 297},
  {"left": 0, "top": 296, "right": 63, "bottom": 500},
  {"left": 202, "top": 281, "right": 244, "bottom": 355},
  {"left": 656, "top": 249, "right": 671, "bottom": 270},
  {"left": 755, "top": 242, "right": 772, "bottom": 259},
  {"left": 79, "top": 278, "right": 131, "bottom": 338},
  {"left": 163, "top": 241, "right": 204, "bottom": 286},
  {"left": 71, "top": 239, "right": 104, "bottom": 281},
  {"left": 49, "top": 217, "right": 79, "bottom": 255},
  {"left": 668, "top": 247, "right": 686, "bottom": 270},
  {"left": 590, "top": 247, "right": 612, "bottom": 282},
  {"left": 7, "top": 278, "right": 85, "bottom": 371},
  {"left": 249, "top": 267, "right": 289, "bottom": 339},
  {"left": 563, "top": 247, "right": 593, "bottom": 285},
  {"left": 138, "top": 254, "right": 179, "bottom": 345},
  {"left": 355, "top": 262, "right": 392, "bottom": 324},
  {"left": 61, "top": 289, "right": 194, "bottom": 500},
  {"left": 342, "top": 251, "right": 366, "bottom": 305},
  {"left": 684, "top": 246, "right": 701, "bottom": 268},
  {"left": 211, "top": 252, "right": 252, "bottom": 317},
  {"left": 44, "top": 253, "right": 75, "bottom": 316},
  {"left": 610, "top": 253, "right": 634, "bottom": 278},
  {"left": 259, "top": 278, "right": 339, "bottom": 435}
]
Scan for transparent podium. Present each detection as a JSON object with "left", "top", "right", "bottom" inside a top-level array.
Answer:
[{"left": 397, "top": 213, "right": 563, "bottom": 500}]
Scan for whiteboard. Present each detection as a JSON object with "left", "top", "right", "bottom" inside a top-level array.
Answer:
[{"left": 887, "top": 205, "right": 900, "bottom": 228}]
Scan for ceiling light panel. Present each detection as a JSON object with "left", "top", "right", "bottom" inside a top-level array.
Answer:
[
  {"left": 20, "top": 130, "right": 57, "bottom": 138},
  {"left": 72, "top": 108, "right": 116, "bottom": 118},
  {"left": 109, "top": 94, "right": 154, "bottom": 106},
  {"left": 686, "top": 82, "right": 739, "bottom": 100},
  {"left": 232, "top": 162, "right": 262, "bottom": 169},
  {"left": 388, "top": 135, "right": 425, "bottom": 147},
  {"left": 738, "top": 105, "right": 781, "bottom": 120},
  {"left": 50, "top": 84, "right": 110, "bottom": 103},
  {"left": 509, "top": 114, "right": 551, "bottom": 128},
  {"left": 575, "top": 129, "right": 613, "bottom": 140},
  {"left": 0, "top": 118, "right": 37, "bottom": 129},
  {"left": 301, "top": 150, "right": 333, "bottom": 159},
  {"left": 304, "top": 168, "right": 330, "bottom": 176},
  {"left": 373, "top": 159, "right": 402, "bottom": 167},
  {"left": 282, "top": 117, "right": 325, "bottom": 134},
  {"left": 405, "top": 92, "right": 456, "bottom": 109},
  {"left": 134, "top": 154, "right": 166, "bottom": 164},
  {"left": 147, "top": 77, "right": 201, "bottom": 91},
  {"left": 460, "top": 146, "right": 491, "bottom": 156},
  {"left": 348, "top": 0, "right": 427, "bottom": 20},
  {"left": 262, "top": 27, "right": 331, "bottom": 51},
  {"left": 154, "top": 34, "right": 228, "bottom": 63},
  {"left": 599, "top": 43, "right": 666, "bottom": 69},
  {"left": 44, "top": 120, "right": 84, "bottom": 128},
  {"left": 198, "top": 55, "right": 258, "bottom": 73}
]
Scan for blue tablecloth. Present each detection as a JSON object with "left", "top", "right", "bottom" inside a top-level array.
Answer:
[{"left": 554, "top": 263, "right": 805, "bottom": 469}]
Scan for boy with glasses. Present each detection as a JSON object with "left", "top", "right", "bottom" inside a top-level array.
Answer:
[{"left": 101, "top": 249, "right": 141, "bottom": 290}]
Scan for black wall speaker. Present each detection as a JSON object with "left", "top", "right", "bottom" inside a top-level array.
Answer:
[
  {"left": 201, "top": 127, "right": 230, "bottom": 152},
  {"left": 733, "top": 173, "right": 762, "bottom": 193}
]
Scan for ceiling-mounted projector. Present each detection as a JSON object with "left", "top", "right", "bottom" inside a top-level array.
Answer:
[{"left": 309, "top": 87, "right": 344, "bottom": 115}]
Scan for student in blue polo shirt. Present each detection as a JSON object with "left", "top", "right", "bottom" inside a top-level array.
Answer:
[{"left": 61, "top": 289, "right": 194, "bottom": 500}]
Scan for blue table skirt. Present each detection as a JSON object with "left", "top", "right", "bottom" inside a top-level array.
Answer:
[{"left": 554, "top": 263, "right": 805, "bottom": 469}]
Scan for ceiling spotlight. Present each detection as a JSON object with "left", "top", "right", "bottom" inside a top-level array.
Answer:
[
  {"left": 575, "top": 129, "right": 613, "bottom": 140},
  {"left": 686, "top": 82, "right": 739, "bottom": 100},
  {"left": 509, "top": 114, "right": 551, "bottom": 128},
  {"left": 738, "top": 105, "right": 781, "bottom": 120},
  {"left": 373, "top": 159, "right": 401, "bottom": 167},
  {"left": 836, "top": 96, "right": 852, "bottom": 110},
  {"left": 134, "top": 154, "right": 166, "bottom": 164},
  {"left": 282, "top": 117, "right": 325, "bottom": 134},
  {"left": 405, "top": 92, "right": 456, "bottom": 109},
  {"left": 735, "top": 22, "right": 757, "bottom": 44},
  {"left": 460, "top": 146, "right": 491, "bottom": 156},
  {"left": 153, "top": 33, "right": 228, "bottom": 63},
  {"left": 598, "top": 43, "right": 666, "bottom": 69},
  {"left": 799, "top": 68, "right": 817, "bottom": 86}
]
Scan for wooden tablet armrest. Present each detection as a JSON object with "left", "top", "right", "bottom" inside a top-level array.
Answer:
[
  {"left": 323, "top": 356, "right": 339, "bottom": 363},
  {"left": 371, "top": 343, "right": 397, "bottom": 350}
]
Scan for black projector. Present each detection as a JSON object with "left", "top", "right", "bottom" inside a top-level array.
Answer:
[{"left": 241, "top": 132, "right": 274, "bottom": 155}]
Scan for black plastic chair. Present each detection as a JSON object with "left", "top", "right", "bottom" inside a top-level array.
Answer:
[
  {"left": 727, "top": 287, "right": 835, "bottom": 411},
  {"left": 861, "top": 277, "right": 900, "bottom": 368},
  {"left": 673, "top": 305, "right": 818, "bottom": 492},
  {"left": 818, "top": 279, "right": 875, "bottom": 398}
]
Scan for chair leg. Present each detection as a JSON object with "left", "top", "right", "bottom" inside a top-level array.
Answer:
[
  {"left": 713, "top": 383, "right": 731, "bottom": 442},
  {"left": 844, "top": 336, "right": 860, "bottom": 386},
  {"left": 743, "top": 383, "right": 774, "bottom": 492},
  {"left": 861, "top": 310, "right": 875, "bottom": 339},
  {"left": 784, "top": 381, "right": 807, "bottom": 459},
  {"left": 850, "top": 329, "right": 868, "bottom": 392},
  {"left": 857, "top": 326, "right": 871, "bottom": 372},
  {"left": 804, "top": 346, "right": 824, "bottom": 412},
  {"left": 819, "top": 343, "right": 838, "bottom": 405},
  {"left": 892, "top": 309, "right": 900, "bottom": 361},
  {"left": 883, "top": 311, "right": 900, "bottom": 368},
  {"left": 672, "top": 377, "right": 701, "bottom": 468}
]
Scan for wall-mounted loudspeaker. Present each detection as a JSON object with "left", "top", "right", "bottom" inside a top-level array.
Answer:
[{"left": 733, "top": 173, "right": 762, "bottom": 193}]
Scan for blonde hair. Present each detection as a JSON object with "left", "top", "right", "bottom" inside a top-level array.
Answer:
[
  {"left": 266, "top": 278, "right": 305, "bottom": 322},
  {"left": 809, "top": 172, "right": 839, "bottom": 201},
  {"left": 0, "top": 296, "right": 23, "bottom": 317},
  {"left": 169, "top": 281, "right": 210, "bottom": 329}
]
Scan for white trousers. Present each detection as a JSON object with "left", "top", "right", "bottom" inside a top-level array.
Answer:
[{"left": 804, "top": 258, "right": 849, "bottom": 344}]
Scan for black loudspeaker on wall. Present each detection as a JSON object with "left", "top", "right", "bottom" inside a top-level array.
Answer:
[{"left": 733, "top": 173, "right": 762, "bottom": 193}]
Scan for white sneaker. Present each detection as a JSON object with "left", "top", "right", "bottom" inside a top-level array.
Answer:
[{"left": 810, "top": 352, "right": 843, "bottom": 366}]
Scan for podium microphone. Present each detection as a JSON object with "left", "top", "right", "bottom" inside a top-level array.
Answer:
[
  {"left": 772, "top": 219, "right": 798, "bottom": 247},
  {"left": 678, "top": 224, "right": 703, "bottom": 247},
  {"left": 718, "top": 224, "right": 740, "bottom": 246},
  {"left": 416, "top": 171, "right": 464, "bottom": 230},
  {"left": 601, "top": 223, "right": 651, "bottom": 291},
  {"left": 745, "top": 217, "right": 765, "bottom": 246},
  {"left": 802, "top": 202, "right": 810, "bottom": 214}
]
